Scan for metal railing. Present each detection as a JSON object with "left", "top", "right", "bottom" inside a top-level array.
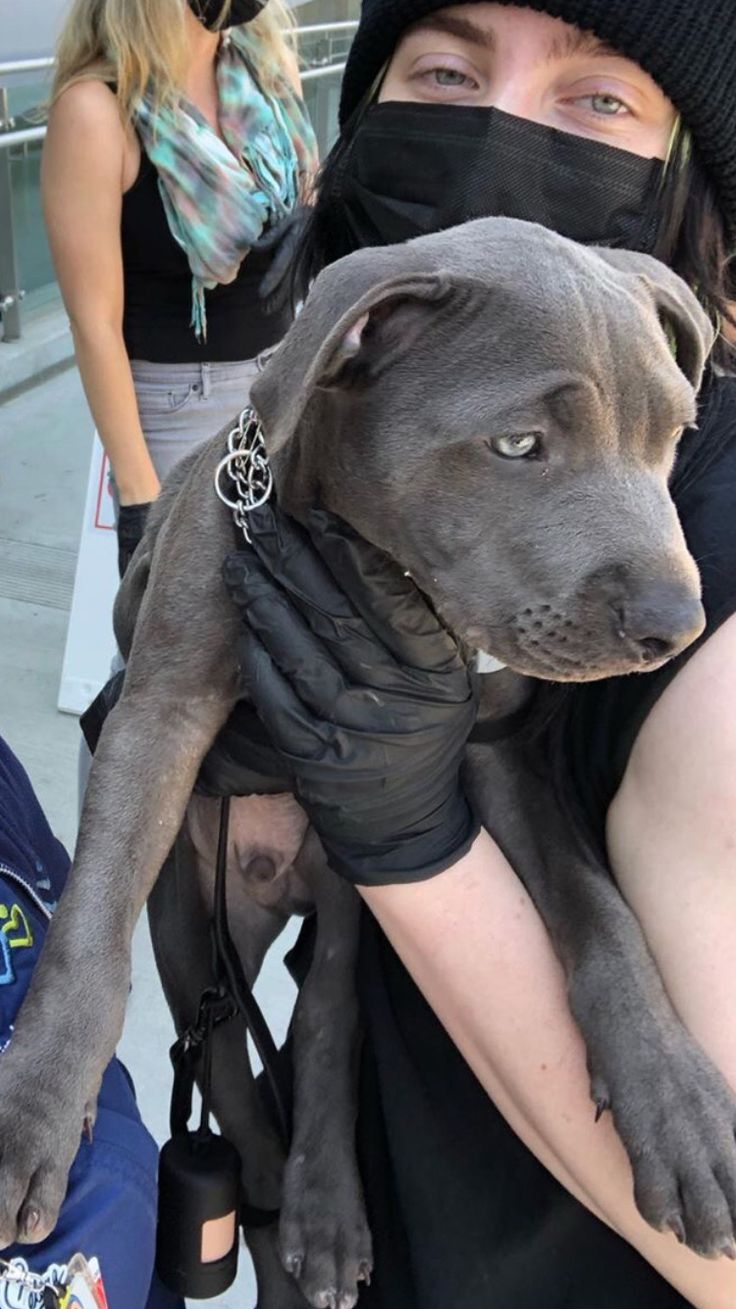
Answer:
[{"left": 0, "top": 19, "right": 357, "bottom": 343}]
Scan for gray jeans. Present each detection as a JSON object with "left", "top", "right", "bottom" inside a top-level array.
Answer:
[
  {"left": 131, "top": 357, "right": 261, "bottom": 484},
  {"left": 80, "top": 357, "right": 263, "bottom": 810}
]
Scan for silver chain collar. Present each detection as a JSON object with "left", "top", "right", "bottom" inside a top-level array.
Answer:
[{"left": 214, "top": 407, "right": 274, "bottom": 544}]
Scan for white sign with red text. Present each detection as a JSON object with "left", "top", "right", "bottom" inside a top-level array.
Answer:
[{"left": 57, "top": 435, "right": 118, "bottom": 716}]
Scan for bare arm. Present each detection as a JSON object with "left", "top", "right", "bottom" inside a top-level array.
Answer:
[
  {"left": 362, "top": 631, "right": 736, "bottom": 1309},
  {"left": 609, "top": 614, "right": 736, "bottom": 1091},
  {"left": 42, "top": 80, "right": 160, "bottom": 506}
]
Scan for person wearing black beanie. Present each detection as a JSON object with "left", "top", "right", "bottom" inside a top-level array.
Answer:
[
  {"left": 274, "top": 7, "right": 736, "bottom": 1309},
  {"left": 301, "top": 0, "right": 736, "bottom": 361},
  {"left": 340, "top": 0, "right": 736, "bottom": 240}
]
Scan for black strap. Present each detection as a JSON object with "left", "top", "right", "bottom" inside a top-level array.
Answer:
[
  {"left": 168, "top": 797, "right": 292, "bottom": 1227},
  {"left": 169, "top": 988, "right": 238, "bottom": 1139},
  {"left": 210, "top": 797, "right": 292, "bottom": 1146}
]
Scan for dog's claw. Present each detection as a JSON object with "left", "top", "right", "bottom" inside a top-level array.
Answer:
[
  {"left": 721, "top": 1242, "right": 736, "bottom": 1261},
  {"left": 667, "top": 1216, "right": 686, "bottom": 1245},
  {"left": 20, "top": 1204, "right": 41, "bottom": 1238},
  {"left": 314, "top": 1293, "right": 337, "bottom": 1309},
  {"left": 284, "top": 1252, "right": 303, "bottom": 1280},
  {"left": 590, "top": 1072, "right": 610, "bottom": 1123},
  {"left": 594, "top": 1098, "right": 609, "bottom": 1123},
  {"left": 358, "top": 1261, "right": 372, "bottom": 1286}
]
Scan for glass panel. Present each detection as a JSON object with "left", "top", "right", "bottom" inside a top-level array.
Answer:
[
  {"left": 12, "top": 147, "right": 54, "bottom": 298},
  {"left": 302, "top": 73, "right": 345, "bottom": 158},
  {"left": 3, "top": 73, "right": 55, "bottom": 306},
  {"left": 295, "top": 0, "right": 360, "bottom": 34},
  {"left": 297, "top": 0, "right": 359, "bottom": 155},
  {"left": 7, "top": 79, "right": 50, "bottom": 121}
]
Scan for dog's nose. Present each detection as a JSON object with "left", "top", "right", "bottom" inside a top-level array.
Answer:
[{"left": 614, "top": 584, "right": 705, "bottom": 663}]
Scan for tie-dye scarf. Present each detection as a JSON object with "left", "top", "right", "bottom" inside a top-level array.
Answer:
[{"left": 134, "top": 26, "right": 317, "bottom": 340}]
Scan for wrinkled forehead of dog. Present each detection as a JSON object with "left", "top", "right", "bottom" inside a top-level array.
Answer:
[{"left": 252, "top": 216, "right": 714, "bottom": 457}]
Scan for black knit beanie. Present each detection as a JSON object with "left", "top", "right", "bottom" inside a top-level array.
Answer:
[{"left": 339, "top": 0, "right": 736, "bottom": 238}]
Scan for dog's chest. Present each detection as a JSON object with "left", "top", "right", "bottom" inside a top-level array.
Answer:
[{"left": 186, "top": 791, "right": 315, "bottom": 913}]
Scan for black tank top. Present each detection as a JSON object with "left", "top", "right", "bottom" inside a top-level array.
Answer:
[{"left": 121, "top": 149, "right": 291, "bottom": 363}]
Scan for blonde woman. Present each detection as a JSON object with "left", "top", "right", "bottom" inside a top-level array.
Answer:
[{"left": 43, "top": 0, "right": 317, "bottom": 572}]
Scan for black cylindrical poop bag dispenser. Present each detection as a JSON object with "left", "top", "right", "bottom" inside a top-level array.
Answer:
[
  {"left": 157, "top": 1126, "right": 241, "bottom": 1298},
  {"left": 156, "top": 985, "right": 242, "bottom": 1298}
]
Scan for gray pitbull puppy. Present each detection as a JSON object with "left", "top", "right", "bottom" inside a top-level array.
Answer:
[{"left": 0, "top": 217, "right": 732, "bottom": 1308}]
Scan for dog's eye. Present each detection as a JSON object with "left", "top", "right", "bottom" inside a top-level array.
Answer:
[{"left": 491, "top": 433, "right": 543, "bottom": 460}]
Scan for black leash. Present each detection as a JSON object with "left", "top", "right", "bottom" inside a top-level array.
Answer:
[
  {"left": 211, "top": 797, "right": 291, "bottom": 1145},
  {"left": 168, "top": 795, "right": 292, "bottom": 1226}
]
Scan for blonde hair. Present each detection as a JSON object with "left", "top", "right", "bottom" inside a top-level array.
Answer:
[{"left": 52, "top": 0, "right": 296, "bottom": 120}]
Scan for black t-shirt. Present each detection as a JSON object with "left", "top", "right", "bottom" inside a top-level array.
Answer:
[{"left": 355, "top": 371, "right": 736, "bottom": 1309}]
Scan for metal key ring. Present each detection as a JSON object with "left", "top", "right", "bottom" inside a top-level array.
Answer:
[{"left": 214, "top": 407, "right": 274, "bottom": 541}]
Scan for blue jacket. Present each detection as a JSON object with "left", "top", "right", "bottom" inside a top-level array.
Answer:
[{"left": 0, "top": 738, "right": 181, "bottom": 1309}]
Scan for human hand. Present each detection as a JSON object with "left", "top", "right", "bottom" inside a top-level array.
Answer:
[
  {"left": 116, "top": 502, "right": 151, "bottom": 579},
  {"left": 223, "top": 505, "right": 479, "bottom": 885}
]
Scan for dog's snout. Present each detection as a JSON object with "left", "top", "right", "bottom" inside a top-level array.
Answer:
[{"left": 613, "top": 583, "right": 705, "bottom": 664}]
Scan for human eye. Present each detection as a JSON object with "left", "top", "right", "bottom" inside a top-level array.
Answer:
[
  {"left": 577, "top": 92, "right": 630, "bottom": 116},
  {"left": 432, "top": 66, "right": 477, "bottom": 87},
  {"left": 560, "top": 78, "right": 637, "bottom": 125},
  {"left": 410, "top": 55, "right": 482, "bottom": 99}
]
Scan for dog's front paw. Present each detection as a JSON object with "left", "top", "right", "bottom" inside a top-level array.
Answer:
[
  {"left": 592, "top": 1031, "right": 736, "bottom": 1257},
  {"left": 279, "top": 1149, "right": 373, "bottom": 1309},
  {"left": 0, "top": 1054, "right": 89, "bottom": 1246}
]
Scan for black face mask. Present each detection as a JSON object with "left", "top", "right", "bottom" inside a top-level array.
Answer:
[
  {"left": 188, "top": 0, "right": 265, "bottom": 30},
  {"left": 335, "top": 101, "right": 665, "bottom": 254}
]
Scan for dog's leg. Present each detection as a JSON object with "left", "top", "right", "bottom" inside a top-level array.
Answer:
[
  {"left": 148, "top": 832, "right": 287, "bottom": 1209},
  {"left": 278, "top": 833, "right": 373, "bottom": 1309},
  {"left": 0, "top": 681, "right": 236, "bottom": 1246},
  {"left": 0, "top": 448, "right": 244, "bottom": 1246},
  {"left": 465, "top": 740, "right": 736, "bottom": 1257},
  {"left": 151, "top": 824, "right": 321, "bottom": 1309}
]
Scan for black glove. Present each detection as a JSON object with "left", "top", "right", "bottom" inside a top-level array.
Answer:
[
  {"left": 80, "top": 669, "right": 125, "bottom": 755},
  {"left": 255, "top": 205, "right": 311, "bottom": 316},
  {"left": 223, "top": 505, "right": 480, "bottom": 886},
  {"left": 117, "top": 502, "right": 151, "bottom": 580}
]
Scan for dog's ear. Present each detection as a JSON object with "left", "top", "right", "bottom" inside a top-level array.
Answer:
[
  {"left": 591, "top": 247, "right": 716, "bottom": 391},
  {"left": 251, "top": 246, "right": 452, "bottom": 456}
]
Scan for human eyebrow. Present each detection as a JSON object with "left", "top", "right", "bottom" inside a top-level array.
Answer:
[
  {"left": 546, "top": 29, "right": 623, "bottom": 62},
  {"left": 407, "top": 14, "right": 495, "bottom": 51}
]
